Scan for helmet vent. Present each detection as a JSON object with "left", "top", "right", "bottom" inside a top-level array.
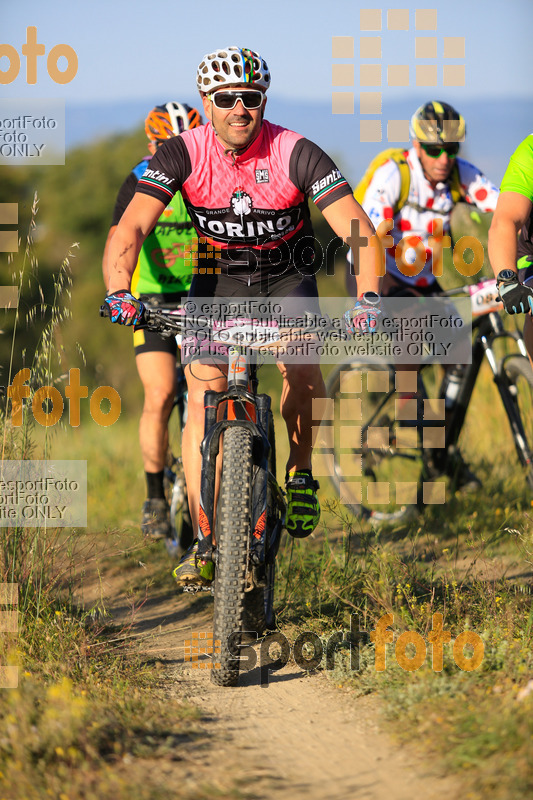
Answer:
[{"left": 196, "top": 46, "right": 271, "bottom": 92}]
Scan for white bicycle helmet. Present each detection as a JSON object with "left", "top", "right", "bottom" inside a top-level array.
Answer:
[{"left": 196, "top": 46, "right": 271, "bottom": 93}]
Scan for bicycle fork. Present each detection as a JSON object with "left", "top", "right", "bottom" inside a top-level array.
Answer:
[{"left": 195, "top": 354, "right": 275, "bottom": 570}]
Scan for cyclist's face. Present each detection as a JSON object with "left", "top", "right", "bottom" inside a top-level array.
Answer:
[
  {"left": 413, "top": 140, "right": 456, "bottom": 186},
  {"left": 202, "top": 83, "right": 266, "bottom": 151}
]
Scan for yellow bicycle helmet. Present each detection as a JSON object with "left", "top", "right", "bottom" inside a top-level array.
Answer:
[{"left": 410, "top": 101, "right": 466, "bottom": 143}]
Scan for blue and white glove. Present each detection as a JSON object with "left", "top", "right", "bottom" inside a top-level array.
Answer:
[
  {"left": 104, "top": 290, "right": 145, "bottom": 326},
  {"left": 496, "top": 270, "right": 533, "bottom": 315},
  {"left": 344, "top": 291, "right": 382, "bottom": 334}
]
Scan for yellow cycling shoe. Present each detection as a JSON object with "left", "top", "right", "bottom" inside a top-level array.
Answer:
[{"left": 172, "top": 540, "right": 214, "bottom": 586}]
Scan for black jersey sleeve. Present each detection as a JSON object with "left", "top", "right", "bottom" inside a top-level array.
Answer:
[
  {"left": 289, "top": 138, "right": 352, "bottom": 211},
  {"left": 135, "top": 136, "right": 192, "bottom": 205},
  {"left": 517, "top": 211, "right": 533, "bottom": 263},
  {"left": 110, "top": 172, "right": 138, "bottom": 227}
]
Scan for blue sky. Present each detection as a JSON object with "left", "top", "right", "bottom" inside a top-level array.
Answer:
[{"left": 2, "top": 0, "right": 533, "bottom": 103}]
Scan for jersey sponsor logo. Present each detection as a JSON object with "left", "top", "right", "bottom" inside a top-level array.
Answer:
[
  {"left": 149, "top": 272, "right": 190, "bottom": 286},
  {"left": 141, "top": 168, "right": 175, "bottom": 187},
  {"left": 188, "top": 205, "right": 301, "bottom": 243},
  {"left": 152, "top": 221, "right": 195, "bottom": 236},
  {"left": 230, "top": 188, "right": 253, "bottom": 216},
  {"left": 255, "top": 168, "right": 269, "bottom": 183},
  {"left": 311, "top": 169, "right": 343, "bottom": 197}
]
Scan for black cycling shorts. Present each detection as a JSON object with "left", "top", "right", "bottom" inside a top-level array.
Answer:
[
  {"left": 188, "top": 271, "right": 319, "bottom": 304},
  {"left": 185, "top": 271, "right": 321, "bottom": 363},
  {"left": 133, "top": 292, "right": 186, "bottom": 357}
]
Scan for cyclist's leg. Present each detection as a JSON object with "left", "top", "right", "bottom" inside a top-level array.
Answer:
[
  {"left": 136, "top": 350, "right": 176, "bottom": 471},
  {"left": 181, "top": 358, "right": 227, "bottom": 538},
  {"left": 134, "top": 317, "right": 178, "bottom": 539},
  {"left": 173, "top": 357, "right": 227, "bottom": 585},
  {"left": 277, "top": 360, "right": 325, "bottom": 473},
  {"left": 271, "top": 274, "right": 325, "bottom": 537},
  {"left": 271, "top": 273, "right": 326, "bottom": 471}
]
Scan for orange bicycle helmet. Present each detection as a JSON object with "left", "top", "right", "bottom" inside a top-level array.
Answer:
[{"left": 145, "top": 102, "right": 202, "bottom": 141}]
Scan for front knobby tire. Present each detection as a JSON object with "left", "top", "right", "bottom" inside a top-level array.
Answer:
[
  {"left": 211, "top": 426, "right": 253, "bottom": 686},
  {"left": 243, "top": 410, "right": 278, "bottom": 638}
]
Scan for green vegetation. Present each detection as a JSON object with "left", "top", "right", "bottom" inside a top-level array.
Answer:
[
  {"left": 1, "top": 128, "right": 531, "bottom": 798},
  {"left": 273, "top": 348, "right": 533, "bottom": 800},
  {"left": 0, "top": 204, "right": 239, "bottom": 800},
  {"left": 274, "top": 488, "right": 533, "bottom": 799},
  {"left": 0, "top": 126, "right": 147, "bottom": 415}
]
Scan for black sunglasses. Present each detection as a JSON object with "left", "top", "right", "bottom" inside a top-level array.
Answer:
[
  {"left": 420, "top": 142, "right": 461, "bottom": 159},
  {"left": 208, "top": 89, "right": 264, "bottom": 110}
]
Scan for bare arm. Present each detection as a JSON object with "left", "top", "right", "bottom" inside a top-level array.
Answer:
[
  {"left": 106, "top": 193, "right": 166, "bottom": 293},
  {"left": 321, "top": 195, "right": 381, "bottom": 296},
  {"left": 102, "top": 225, "right": 117, "bottom": 291},
  {"left": 488, "top": 191, "right": 532, "bottom": 276}
]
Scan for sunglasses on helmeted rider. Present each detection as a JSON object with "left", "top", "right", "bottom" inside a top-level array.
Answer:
[
  {"left": 207, "top": 90, "right": 264, "bottom": 110},
  {"left": 420, "top": 142, "right": 461, "bottom": 158}
]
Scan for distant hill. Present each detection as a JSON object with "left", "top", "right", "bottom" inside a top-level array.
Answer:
[{"left": 66, "top": 96, "right": 532, "bottom": 186}]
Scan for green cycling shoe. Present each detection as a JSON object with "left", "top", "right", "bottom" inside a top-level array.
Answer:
[
  {"left": 285, "top": 470, "right": 320, "bottom": 539},
  {"left": 173, "top": 540, "right": 214, "bottom": 586}
]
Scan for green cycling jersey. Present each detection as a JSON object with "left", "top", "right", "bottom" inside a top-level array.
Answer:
[{"left": 500, "top": 134, "right": 533, "bottom": 201}]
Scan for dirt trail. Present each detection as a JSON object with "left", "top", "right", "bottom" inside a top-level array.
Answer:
[{"left": 98, "top": 580, "right": 459, "bottom": 800}]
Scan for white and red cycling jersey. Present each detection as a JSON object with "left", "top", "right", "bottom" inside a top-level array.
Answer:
[
  {"left": 135, "top": 119, "right": 352, "bottom": 284},
  {"left": 361, "top": 147, "right": 499, "bottom": 288}
]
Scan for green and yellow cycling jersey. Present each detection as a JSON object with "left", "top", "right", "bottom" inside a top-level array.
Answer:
[
  {"left": 133, "top": 190, "right": 196, "bottom": 295},
  {"left": 111, "top": 156, "right": 196, "bottom": 296}
]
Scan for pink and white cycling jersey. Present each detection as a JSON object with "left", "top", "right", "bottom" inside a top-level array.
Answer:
[
  {"left": 136, "top": 120, "right": 352, "bottom": 283},
  {"left": 361, "top": 147, "right": 499, "bottom": 288}
]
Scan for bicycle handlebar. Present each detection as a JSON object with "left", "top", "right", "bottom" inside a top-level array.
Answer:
[
  {"left": 99, "top": 303, "right": 352, "bottom": 348},
  {"left": 100, "top": 278, "right": 503, "bottom": 342}
]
